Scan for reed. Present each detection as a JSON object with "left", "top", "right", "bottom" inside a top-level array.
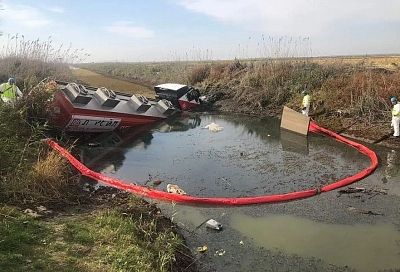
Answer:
[
  {"left": 0, "top": 34, "right": 88, "bottom": 89},
  {"left": 0, "top": 35, "right": 85, "bottom": 204}
]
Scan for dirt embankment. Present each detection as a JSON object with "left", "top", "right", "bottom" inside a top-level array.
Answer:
[
  {"left": 205, "top": 89, "right": 399, "bottom": 149},
  {"left": 192, "top": 62, "right": 400, "bottom": 149},
  {"left": 204, "top": 88, "right": 399, "bottom": 149}
]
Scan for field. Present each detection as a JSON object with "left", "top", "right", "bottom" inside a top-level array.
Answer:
[
  {"left": 311, "top": 55, "right": 400, "bottom": 70},
  {"left": 71, "top": 68, "right": 154, "bottom": 98},
  {"left": 79, "top": 55, "right": 400, "bottom": 87}
]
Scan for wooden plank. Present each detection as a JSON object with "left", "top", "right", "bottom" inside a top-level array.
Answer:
[{"left": 280, "top": 106, "right": 310, "bottom": 135}]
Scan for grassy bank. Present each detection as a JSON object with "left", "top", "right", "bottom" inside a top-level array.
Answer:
[
  {"left": 0, "top": 38, "right": 193, "bottom": 271},
  {"left": 0, "top": 192, "right": 192, "bottom": 272},
  {"left": 80, "top": 56, "right": 400, "bottom": 145}
]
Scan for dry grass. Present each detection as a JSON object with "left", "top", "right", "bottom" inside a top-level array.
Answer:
[
  {"left": 0, "top": 70, "right": 75, "bottom": 204},
  {"left": 1, "top": 34, "right": 89, "bottom": 63},
  {"left": 312, "top": 55, "right": 400, "bottom": 71},
  {"left": 0, "top": 135, "right": 80, "bottom": 204},
  {"left": 0, "top": 35, "right": 81, "bottom": 204},
  {"left": 188, "top": 65, "right": 210, "bottom": 85},
  {"left": 0, "top": 56, "right": 71, "bottom": 90},
  {"left": 0, "top": 35, "right": 86, "bottom": 90},
  {"left": 25, "top": 150, "right": 79, "bottom": 202},
  {"left": 78, "top": 61, "right": 201, "bottom": 86},
  {"left": 78, "top": 55, "right": 400, "bottom": 135}
]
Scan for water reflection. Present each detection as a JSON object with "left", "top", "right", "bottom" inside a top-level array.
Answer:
[
  {"left": 80, "top": 114, "right": 202, "bottom": 172},
  {"left": 156, "top": 113, "right": 202, "bottom": 133},
  {"left": 383, "top": 149, "right": 400, "bottom": 182},
  {"left": 378, "top": 149, "right": 400, "bottom": 196},
  {"left": 81, "top": 129, "right": 153, "bottom": 171},
  {"left": 80, "top": 114, "right": 370, "bottom": 197},
  {"left": 218, "top": 115, "right": 281, "bottom": 141},
  {"left": 280, "top": 129, "right": 309, "bottom": 155}
]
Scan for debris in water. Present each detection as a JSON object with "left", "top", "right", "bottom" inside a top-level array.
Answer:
[
  {"left": 101, "top": 164, "right": 116, "bottom": 174},
  {"left": 239, "top": 240, "right": 244, "bottom": 245},
  {"left": 197, "top": 245, "right": 208, "bottom": 253},
  {"left": 362, "top": 210, "right": 384, "bottom": 216},
  {"left": 203, "top": 122, "right": 223, "bottom": 132},
  {"left": 153, "top": 179, "right": 163, "bottom": 186},
  {"left": 206, "top": 219, "right": 223, "bottom": 230},
  {"left": 339, "top": 187, "right": 366, "bottom": 194},
  {"left": 215, "top": 249, "right": 226, "bottom": 256},
  {"left": 347, "top": 206, "right": 384, "bottom": 216},
  {"left": 338, "top": 187, "right": 388, "bottom": 197},
  {"left": 87, "top": 142, "right": 100, "bottom": 147},
  {"left": 167, "top": 184, "right": 186, "bottom": 195},
  {"left": 82, "top": 182, "right": 92, "bottom": 192}
]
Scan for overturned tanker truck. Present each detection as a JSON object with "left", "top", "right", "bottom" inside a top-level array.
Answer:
[{"left": 49, "top": 81, "right": 202, "bottom": 133}]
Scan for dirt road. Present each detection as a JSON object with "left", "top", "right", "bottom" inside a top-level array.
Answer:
[{"left": 71, "top": 68, "right": 155, "bottom": 98}]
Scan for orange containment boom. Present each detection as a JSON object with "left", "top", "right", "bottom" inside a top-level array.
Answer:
[{"left": 46, "top": 121, "right": 379, "bottom": 205}]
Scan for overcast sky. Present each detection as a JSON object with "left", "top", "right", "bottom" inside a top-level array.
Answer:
[{"left": 0, "top": 0, "right": 399, "bottom": 62}]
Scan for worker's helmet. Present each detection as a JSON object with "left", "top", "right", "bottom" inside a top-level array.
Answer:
[
  {"left": 390, "top": 96, "right": 398, "bottom": 103},
  {"left": 8, "top": 77, "right": 16, "bottom": 84}
]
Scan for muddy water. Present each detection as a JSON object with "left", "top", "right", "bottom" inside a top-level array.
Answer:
[
  {"left": 80, "top": 113, "right": 400, "bottom": 272},
  {"left": 231, "top": 214, "right": 400, "bottom": 272},
  {"left": 84, "top": 114, "right": 370, "bottom": 196}
]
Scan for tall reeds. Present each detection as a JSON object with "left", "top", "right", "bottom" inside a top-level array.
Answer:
[
  {"left": 0, "top": 34, "right": 84, "bottom": 204},
  {"left": 0, "top": 34, "right": 89, "bottom": 89},
  {"left": 1, "top": 34, "right": 89, "bottom": 63}
]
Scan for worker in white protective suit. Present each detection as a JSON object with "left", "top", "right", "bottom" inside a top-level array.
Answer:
[
  {"left": 391, "top": 96, "right": 400, "bottom": 138},
  {"left": 301, "top": 90, "right": 311, "bottom": 116},
  {"left": 0, "top": 77, "right": 23, "bottom": 105}
]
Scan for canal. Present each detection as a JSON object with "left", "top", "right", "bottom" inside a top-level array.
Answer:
[{"left": 80, "top": 113, "right": 400, "bottom": 272}]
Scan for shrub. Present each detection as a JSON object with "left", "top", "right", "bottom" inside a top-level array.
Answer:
[{"left": 188, "top": 64, "right": 210, "bottom": 85}]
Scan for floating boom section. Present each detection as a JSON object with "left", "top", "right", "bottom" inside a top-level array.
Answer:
[{"left": 47, "top": 121, "right": 379, "bottom": 205}]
